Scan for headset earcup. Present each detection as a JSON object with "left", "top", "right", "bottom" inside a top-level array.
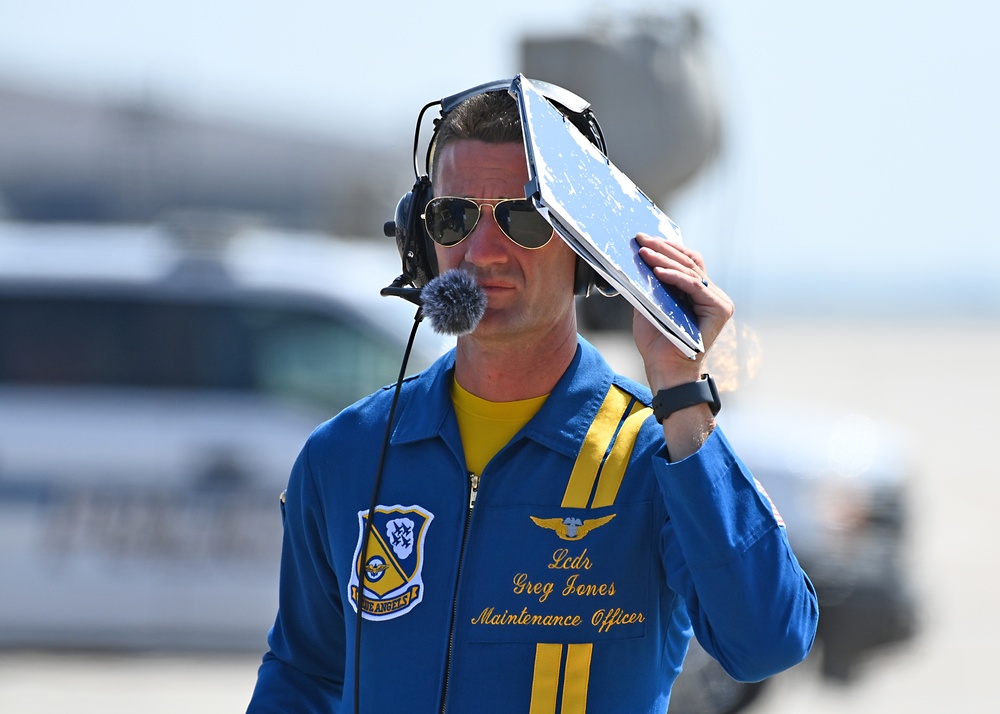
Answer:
[
  {"left": 390, "top": 177, "right": 438, "bottom": 288},
  {"left": 573, "top": 259, "right": 618, "bottom": 297},
  {"left": 573, "top": 258, "right": 593, "bottom": 297},
  {"left": 413, "top": 179, "right": 439, "bottom": 284}
]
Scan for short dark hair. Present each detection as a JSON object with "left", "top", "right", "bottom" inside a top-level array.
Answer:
[{"left": 429, "top": 91, "right": 522, "bottom": 182}]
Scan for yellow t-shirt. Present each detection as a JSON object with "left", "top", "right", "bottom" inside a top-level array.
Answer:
[{"left": 450, "top": 378, "right": 548, "bottom": 476}]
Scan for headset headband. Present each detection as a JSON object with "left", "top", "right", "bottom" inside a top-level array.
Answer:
[{"left": 410, "top": 77, "right": 605, "bottom": 179}]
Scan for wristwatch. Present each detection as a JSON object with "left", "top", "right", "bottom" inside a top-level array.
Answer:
[{"left": 651, "top": 374, "right": 721, "bottom": 423}]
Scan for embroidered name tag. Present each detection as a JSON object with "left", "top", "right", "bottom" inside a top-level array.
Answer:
[{"left": 463, "top": 502, "right": 651, "bottom": 642}]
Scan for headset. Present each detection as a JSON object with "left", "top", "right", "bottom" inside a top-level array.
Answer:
[{"left": 382, "top": 78, "right": 615, "bottom": 298}]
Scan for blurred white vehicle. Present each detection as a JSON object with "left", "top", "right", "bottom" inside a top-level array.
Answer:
[{"left": 0, "top": 215, "right": 450, "bottom": 650}]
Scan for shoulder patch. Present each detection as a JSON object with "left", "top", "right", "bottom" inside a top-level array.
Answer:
[
  {"left": 349, "top": 504, "right": 434, "bottom": 620},
  {"left": 753, "top": 477, "right": 785, "bottom": 528}
]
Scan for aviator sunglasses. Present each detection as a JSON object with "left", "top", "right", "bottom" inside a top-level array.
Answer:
[{"left": 422, "top": 196, "right": 554, "bottom": 249}]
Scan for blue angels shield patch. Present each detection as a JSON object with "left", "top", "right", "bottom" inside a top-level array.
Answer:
[{"left": 349, "top": 504, "right": 434, "bottom": 620}]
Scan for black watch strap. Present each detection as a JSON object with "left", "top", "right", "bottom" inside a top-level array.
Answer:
[{"left": 651, "top": 374, "right": 721, "bottom": 423}]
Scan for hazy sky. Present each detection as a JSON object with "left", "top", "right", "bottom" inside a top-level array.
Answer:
[{"left": 1, "top": 0, "right": 997, "bottom": 313}]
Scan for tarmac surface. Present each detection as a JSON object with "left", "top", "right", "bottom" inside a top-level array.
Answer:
[{"left": 1, "top": 317, "right": 997, "bottom": 713}]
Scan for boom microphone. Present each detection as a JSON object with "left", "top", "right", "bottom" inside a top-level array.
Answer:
[{"left": 420, "top": 269, "right": 487, "bottom": 336}]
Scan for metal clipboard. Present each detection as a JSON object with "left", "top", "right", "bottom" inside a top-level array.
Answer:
[{"left": 511, "top": 74, "right": 703, "bottom": 359}]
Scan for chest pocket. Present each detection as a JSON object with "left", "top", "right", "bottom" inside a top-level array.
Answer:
[{"left": 464, "top": 385, "right": 654, "bottom": 647}]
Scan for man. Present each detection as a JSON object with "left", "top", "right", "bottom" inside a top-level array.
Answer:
[{"left": 248, "top": 84, "right": 818, "bottom": 713}]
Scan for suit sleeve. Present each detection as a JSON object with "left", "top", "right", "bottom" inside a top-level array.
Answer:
[
  {"left": 247, "top": 437, "right": 346, "bottom": 713},
  {"left": 654, "top": 427, "right": 819, "bottom": 682}
]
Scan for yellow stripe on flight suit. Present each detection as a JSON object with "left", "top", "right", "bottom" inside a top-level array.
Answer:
[
  {"left": 529, "top": 385, "right": 652, "bottom": 713},
  {"left": 528, "top": 643, "right": 562, "bottom": 714},
  {"left": 561, "top": 643, "right": 594, "bottom": 714},
  {"left": 562, "top": 386, "right": 629, "bottom": 508},
  {"left": 528, "top": 643, "right": 594, "bottom": 714},
  {"left": 592, "top": 401, "right": 651, "bottom": 508}
]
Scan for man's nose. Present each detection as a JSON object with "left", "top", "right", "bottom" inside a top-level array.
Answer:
[{"left": 463, "top": 205, "right": 509, "bottom": 266}]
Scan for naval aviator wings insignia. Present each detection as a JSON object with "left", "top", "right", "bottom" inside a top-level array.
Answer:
[{"left": 530, "top": 514, "right": 616, "bottom": 541}]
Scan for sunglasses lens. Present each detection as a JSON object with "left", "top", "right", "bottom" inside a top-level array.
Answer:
[
  {"left": 424, "top": 197, "right": 479, "bottom": 246},
  {"left": 496, "top": 201, "right": 553, "bottom": 248}
]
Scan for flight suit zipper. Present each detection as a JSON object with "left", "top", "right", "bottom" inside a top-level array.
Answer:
[{"left": 440, "top": 471, "right": 478, "bottom": 713}]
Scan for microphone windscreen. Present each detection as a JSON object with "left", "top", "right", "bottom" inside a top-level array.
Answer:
[{"left": 421, "top": 269, "right": 487, "bottom": 336}]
